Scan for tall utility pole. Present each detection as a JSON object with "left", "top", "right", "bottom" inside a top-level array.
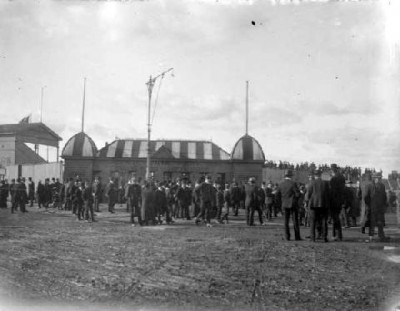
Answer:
[
  {"left": 245, "top": 80, "right": 249, "bottom": 135},
  {"left": 145, "top": 68, "right": 173, "bottom": 180}
]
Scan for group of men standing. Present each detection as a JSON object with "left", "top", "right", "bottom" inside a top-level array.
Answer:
[
  {"left": 0, "top": 165, "right": 391, "bottom": 243},
  {"left": 266, "top": 164, "right": 389, "bottom": 242},
  {"left": 0, "top": 177, "right": 64, "bottom": 212}
]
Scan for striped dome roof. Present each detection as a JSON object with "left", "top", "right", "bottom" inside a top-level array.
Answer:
[
  {"left": 62, "top": 132, "right": 97, "bottom": 157},
  {"left": 98, "top": 139, "right": 230, "bottom": 160},
  {"left": 231, "top": 134, "right": 265, "bottom": 161}
]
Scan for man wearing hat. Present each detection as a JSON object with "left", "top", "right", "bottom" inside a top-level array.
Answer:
[
  {"left": 43, "top": 178, "right": 52, "bottom": 208},
  {"left": 195, "top": 175, "right": 215, "bottom": 227},
  {"left": 36, "top": 180, "right": 45, "bottom": 209},
  {"left": 330, "top": 164, "right": 346, "bottom": 241},
  {"left": 245, "top": 177, "right": 258, "bottom": 226},
  {"left": 305, "top": 170, "right": 329, "bottom": 242},
  {"left": 155, "top": 181, "right": 172, "bottom": 224},
  {"left": 126, "top": 175, "right": 142, "bottom": 225},
  {"left": 230, "top": 181, "right": 241, "bottom": 217},
  {"left": 364, "top": 172, "right": 388, "bottom": 242},
  {"left": 176, "top": 177, "right": 192, "bottom": 220},
  {"left": 265, "top": 181, "right": 274, "bottom": 221},
  {"left": 106, "top": 178, "right": 117, "bottom": 214},
  {"left": 279, "top": 170, "right": 301, "bottom": 241}
]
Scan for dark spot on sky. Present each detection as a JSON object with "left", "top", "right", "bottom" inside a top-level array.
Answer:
[
  {"left": 251, "top": 21, "right": 256, "bottom": 26},
  {"left": 335, "top": 76, "right": 339, "bottom": 79}
]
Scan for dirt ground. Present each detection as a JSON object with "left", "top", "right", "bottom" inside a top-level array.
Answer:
[{"left": 1, "top": 204, "right": 400, "bottom": 311}]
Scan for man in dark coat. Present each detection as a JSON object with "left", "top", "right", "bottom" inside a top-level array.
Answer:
[
  {"left": 365, "top": 173, "right": 388, "bottom": 241},
  {"left": 279, "top": 170, "right": 301, "bottom": 241},
  {"left": 305, "top": 170, "right": 330, "bottom": 242},
  {"left": 141, "top": 180, "right": 156, "bottom": 225},
  {"left": 256, "top": 183, "right": 265, "bottom": 225},
  {"left": 43, "top": 178, "right": 52, "bottom": 208},
  {"left": 195, "top": 175, "right": 215, "bottom": 227},
  {"left": 15, "top": 178, "right": 27, "bottom": 213},
  {"left": 244, "top": 177, "right": 259, "bottom": 226},
  {"left": 0, "top": 180, "right": 8, "bottom": 208},
  {"left": 264, "top": 181, "right": 274, "bottom": 221},
  {"left": 27, "top": 177, "right": 35, "bottom": 207},
  {"left": 73, "top": 180, "right": 84, "bottom": 220},
  {"left": 36, "top": 180, "right": 45, "bottom": 208},
  {"left": 83, "top": 180, "right": 95, "bottom": 222},
  {"left": 176, "top": 178, "right": 192, "bottom": 220},
  {"left": 155, "top": 181, "right": 171, "bottom": 224},
  {"left": 106, "top": 178, "right": 117, "bottom": 214},
  {"left": 126, "top": 175, "right": 142, "bottom": 225},
  {"left": 230, "top": 181, "right": 241, "bottom": 217},
  {"left": 330, "top": 164, "right": 346, "bottom": 241}
]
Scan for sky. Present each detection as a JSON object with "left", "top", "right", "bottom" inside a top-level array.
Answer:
[{"left": 0, "top": 0, "right": 399, "bottom": 176}]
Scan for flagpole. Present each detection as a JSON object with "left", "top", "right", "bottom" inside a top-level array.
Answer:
[
  {"left": 40, "top": 86, "right": 46, "bottom": 123},
  {"left": 245, "top": 80, "right": 249, "bottom": 135},
  {"left": 82, "top": 77, "right": 86, "bottom": 132}
]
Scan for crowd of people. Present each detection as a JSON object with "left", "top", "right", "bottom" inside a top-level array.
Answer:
[
  {"left": 0, "top": 163, "right": 394, "bottom": 242},
  {"left": 263, "top": 160, "right": 379, "bottom": 183}
]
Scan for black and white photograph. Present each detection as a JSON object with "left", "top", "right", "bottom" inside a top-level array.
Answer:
[{"left": 0, "top": 0, "right": 400, "bottom": 310}]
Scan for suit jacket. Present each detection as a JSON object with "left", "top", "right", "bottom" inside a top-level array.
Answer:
[
  {"left": 154, "top": 188, "right": 167, "bottom": 209},
  {"left": 83, "top": 186, "right": 94, "bottom": 203},
  {"left": 279, "top": 178, "right": 299, "bottom": 209},
  {"left": 127, "top": 183, "right": 141, "bottom": 205},
  {"left": 244, "top": 184, "right": 257, "bottom": 208},
  {"left": 306, "top": 178, "right": 330, "bottom": 209},
  {"left": 197, "top": 182, "right": 214, "bottom": 204},
  {"left": 330, "top": 174, "right": 346, "bottom": 207},
  {"left": 230, "top": 185, "right": 241, "bottom": 202},
  {"left": 365, "top": 181, "right": 387, "bottom": 213}
]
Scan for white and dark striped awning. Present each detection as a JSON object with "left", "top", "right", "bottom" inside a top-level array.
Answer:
[
  {"left": 98, "top": 139, "right": 230, "bottom": 160},
  {"left": 62, "top": 132, "right": 98, "bottom": 157},
  {"left": 231, "top": 134, "right": 265, "bottom": 161}
]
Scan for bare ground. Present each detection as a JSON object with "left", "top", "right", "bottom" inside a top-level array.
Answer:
[{"left": 1, "top": 205, "right": 400, "bottom": 311}]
